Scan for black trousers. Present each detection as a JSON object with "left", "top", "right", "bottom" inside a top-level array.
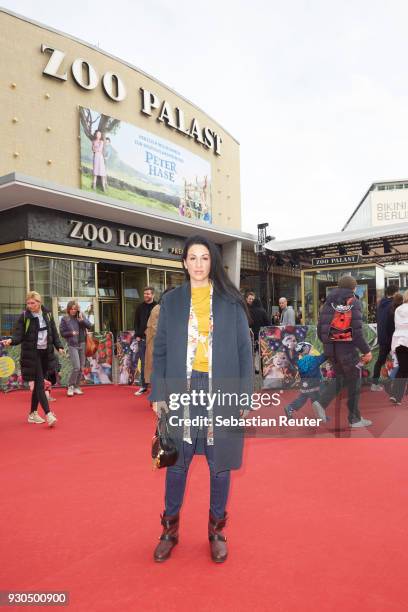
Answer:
[
  {"left": 30, "top": 349, "right": 50, "bottom": 415},
  {"left": 318, "top": 346, "right": 362, "bottom": 424},
  {"left": 391, "top": 346, "right": 408, "bottom": 402},
  {"left": 372, "top": 343, "right": 391, "bottom": 382}
]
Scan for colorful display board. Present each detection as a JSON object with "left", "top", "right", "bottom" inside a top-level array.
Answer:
[
  {"left": 0, "top": 333, "right": 113, "bottom": 392},
  {"left": 259, "top": 324, "right": 379, "bottom": 388}
]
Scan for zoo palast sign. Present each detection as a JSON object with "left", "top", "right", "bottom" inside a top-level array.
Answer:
[
  {"left": 311, "top": 255, "right": 361, "bottom": 267},
  {"left": 41, "top": 44, "right": 222, "bottom": 156}
]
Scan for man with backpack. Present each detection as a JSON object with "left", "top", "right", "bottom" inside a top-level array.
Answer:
[{"left": 314, "top": 275, "right": 373, "bottom": 427}]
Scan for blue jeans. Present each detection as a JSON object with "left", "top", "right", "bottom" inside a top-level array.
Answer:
[{"left": 164, "top": 370, "right": 230, "bottom": 519}]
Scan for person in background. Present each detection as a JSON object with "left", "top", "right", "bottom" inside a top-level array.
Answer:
[
  {"left": 245, "top": 292, "right": 269, "bottom": 374},
  {"left": 272, "top": 312, "right": 281, "bottom": 326},
  {"left": 249, "top": 297, "right": 270, "bottom": 373},
  {"left": 1, "top": 291, "right": 64, "bottom": 426},
  {"left": 60, "top": 301, "right": 92, "bottom": 397},
  {"left": 144, "top": 288, "right": 174, "bottom": 404},
  {"left": 389, "top": 290, "right": 408, "bottom": 405},
  {"left": 279, "top": 297, "right": 296, "bottom": 326},
  {"left": 133, "top": 287, "right": 157, "bottom": 396},
  {"left": 371, "top": 285, "right": 398, "bottom": 391},
  {"left": 314, "top": 275, "right": 373, "bottom": 427},
  {"left": 284, "top": 342, "right": 327, "bottom": 419}
]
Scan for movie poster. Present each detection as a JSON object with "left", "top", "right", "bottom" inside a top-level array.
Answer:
[
  {"left": 0, "top": 333, "right": 113, "bottom": 392},
  {"left": 259, "top": 324, "right": 379, "bottom": 389},
  {"left": 79, "top": 107, "right": 212, "bottom": 223},
  {"left": 116, "top": 331, "right": 141, "bottom": 385}
]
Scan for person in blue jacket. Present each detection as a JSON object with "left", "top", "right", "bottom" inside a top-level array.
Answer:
[{"left": 284, "top": 342, "right": 327, "bottom": 420}]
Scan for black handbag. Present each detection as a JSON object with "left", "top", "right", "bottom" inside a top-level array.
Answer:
[{"left": 151, "top": 413, "right": 178, "bottom": 469}]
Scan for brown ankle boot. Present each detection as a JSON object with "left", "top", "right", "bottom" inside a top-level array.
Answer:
[
  {"left": 153, "top": 513, "right": 179, "bottom": 562},
  {"left": 208, "top": 511, "right": 228, "bottom": 563}
]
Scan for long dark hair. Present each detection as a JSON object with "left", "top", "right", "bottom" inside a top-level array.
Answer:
[{"left": 182, "top": 235, "right": 248, "bottom": 315}]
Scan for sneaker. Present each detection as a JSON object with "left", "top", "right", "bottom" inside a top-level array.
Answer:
[
  {"left": 48, "top": 396, "right": 57, "bottom": 402},
  {"left": 350, "top": 418, "right": 372, "bottom": 428},
  {"left": 67, "top": 385, "right": 74, "bottom": 397},
  {"left": 73, "top": 387, "right": 84, "bottom": 395},
  {"left": 284, "top": 405, "right": 295, "bottom": 419},
  {"left": 389, "top": 397, "right": 402, "bottom": 405},
  {"left": 312, "top": 400, "right": 327, "bottom": 422},
  {"left": 28, "top": 411, "right": 45, "bottom": 424},
  {"left": 370, "top": 384, "right": 383, "bottom": 391},
  {"left": 134, "top": 387, "right": 147, "bottom": 396},
  {"left": 46, "top": 412, "right": 57, "bottom": 427}
]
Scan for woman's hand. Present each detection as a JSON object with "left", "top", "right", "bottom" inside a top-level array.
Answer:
[
  {"left": 58, "top": 348, "right": 65, "bottom": 356},
  {"left": 1, "top": 339, "right": 12, "bottom": 346}
]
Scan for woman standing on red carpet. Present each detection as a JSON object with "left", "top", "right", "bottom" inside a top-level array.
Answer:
[
  {"left": 150, "top": 235, "right": 253, "bottom": 563},
  {"left": 1, "top": 291, "right": 64, "bottom": 426}
]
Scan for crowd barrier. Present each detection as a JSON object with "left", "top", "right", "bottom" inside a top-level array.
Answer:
[
  {"left": 0, "top": 333, "right": 114, "bottom": 393},
  {"left": 259, "top": 324, "right": 379, "bottom": 388},
  {"left": 0, "top": 325, "right": 382, "bottom": 393}
]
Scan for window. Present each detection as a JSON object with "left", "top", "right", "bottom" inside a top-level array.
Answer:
[
  {"left": 148, "top": 269, "right": 165, "bottom": 299},
  {"left": 29, "top": 257, "right": 71, "bottom": 311},
  {"left": 123, "top": 268, "right": 147, "bottom": 330},
  {"left": 0, "top": 257, "right": 26, "bottom": 336},
  {"left": 73, "top": 261, "right": 96, "bottom": 297},
  {"left": 166, "top": 270, "right": 185, "bottom": 288}
]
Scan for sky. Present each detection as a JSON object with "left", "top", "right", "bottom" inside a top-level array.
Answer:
[{"left": 4, "top": 0, "right": 408, "bottom": 240}]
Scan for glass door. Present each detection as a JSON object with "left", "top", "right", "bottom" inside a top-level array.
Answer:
[{"left": 99, "top": 301, "right": 121, "bottom": 337}]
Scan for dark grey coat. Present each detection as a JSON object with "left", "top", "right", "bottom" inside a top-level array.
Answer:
[{"left": 150, "top": 282, "right": 253, "bottom": 473}]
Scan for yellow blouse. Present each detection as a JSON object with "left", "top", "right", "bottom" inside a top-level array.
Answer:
[{"left": 191, "top": 284, "right": 211, "bottom": 372}]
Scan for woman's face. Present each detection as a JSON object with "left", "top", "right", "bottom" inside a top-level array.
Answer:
[
  {"left": 26, "top": 298, "right": 41, "bottom": 313},
  {"left": 69, "top": 304, "right": 79, "bottom": 316},
  {"left": 95, "top": 131, "right": 102, "bottom": 140},
  {"left": 184, "top": 244, "right": 211, "bottom": 286},
  {"left": 272, "top": 352, "right": 289, "bottom": 368},
  {"left": 283, "top": 335, "right": 296, "bottom": 350}
]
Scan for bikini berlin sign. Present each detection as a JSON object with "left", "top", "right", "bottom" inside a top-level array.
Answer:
[{"left": 41, "top": 44, "right": 222, "bottom": 156}]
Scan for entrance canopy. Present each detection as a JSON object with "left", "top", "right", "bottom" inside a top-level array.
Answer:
[{"left": 265, "top": 222, "right": 408, "bottom": 263}]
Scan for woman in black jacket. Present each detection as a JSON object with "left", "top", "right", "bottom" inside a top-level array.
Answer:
[{"left": 1, "top": 291, "right": 64, "bottom": 426}]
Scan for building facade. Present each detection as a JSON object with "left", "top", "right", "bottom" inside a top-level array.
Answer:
[{"left": 0, "top": 9, "right": 255, "bottom": 336}]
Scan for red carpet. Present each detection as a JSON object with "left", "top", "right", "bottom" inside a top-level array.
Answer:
[{"left": 1, "top": 387, "right": 408, "bottom": 611}]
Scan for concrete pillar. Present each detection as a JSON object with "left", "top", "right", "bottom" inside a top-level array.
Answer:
[{"left": 222, "top": 240, "right": 242, "bottom": 288}]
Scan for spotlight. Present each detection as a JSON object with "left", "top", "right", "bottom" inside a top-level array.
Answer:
[
  {"left": 339, "top": 245, "right": 347, "bottom": 256},
  {"left": 361, "top": 241, "right": 370, "bottom": 256},
  {"left": 257, "top": 222, "right": 269, "bottom": 230},
  {"left": 383, "top": 239, "right": 392, "bottom": 254},
  {"left": 289, "top": 253, "right": 300, "bottom": 267},
  {"left": 275, "top": 254, "right": 285, "bottom": 266}
]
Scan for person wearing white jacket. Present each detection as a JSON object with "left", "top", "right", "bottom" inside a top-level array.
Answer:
[{"left": 390, "top": 290, "right": 408, "bottom": 404}]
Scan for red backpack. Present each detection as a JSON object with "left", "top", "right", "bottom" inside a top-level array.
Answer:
[{"left": 328, "top": 297, "right": 354, "bottom": 342}]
